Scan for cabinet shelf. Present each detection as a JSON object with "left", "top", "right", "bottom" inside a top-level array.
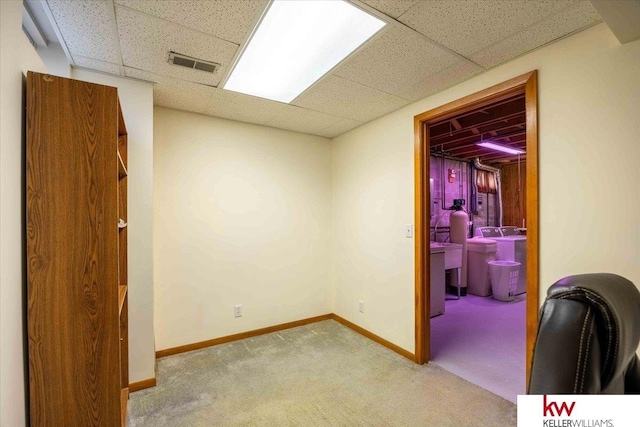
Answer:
[
  {"left": 27, "top": 72, "right": 129, "bottom": 425},
  {"left": 119, "top": 285, "right": 128, "bottom": 315},
  {"left": 118, "top": 151, "right": 128, "bottom": 179}
]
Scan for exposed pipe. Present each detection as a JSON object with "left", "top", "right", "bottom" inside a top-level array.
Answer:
[
  {"left": 473, "top": 158, "right": 503, "bottom": 226},
  {"left": 430, "top": 151, "right": 469, "bottom": 163},
  {"left": 471, "top": 166, "right": 477, "bottom": 236}
]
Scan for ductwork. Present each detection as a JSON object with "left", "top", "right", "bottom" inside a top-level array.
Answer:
[{"left": 473, "top": 158, "right": 503, "bottom": 226}]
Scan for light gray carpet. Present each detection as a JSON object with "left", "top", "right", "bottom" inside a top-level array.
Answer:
[
  {"left": 128, "top": 320, "right": 516, "bottom": 426},
  {"left": 431, "top": 294, "right": 526, "bottom": 403}
]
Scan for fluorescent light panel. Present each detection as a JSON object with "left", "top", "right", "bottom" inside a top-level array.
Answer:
[
  {"left": 477, "top": 141, "right": 525, "bottom": 155},
  {"left": 223, "top": 0, "right": 386, "bottom": 103}
]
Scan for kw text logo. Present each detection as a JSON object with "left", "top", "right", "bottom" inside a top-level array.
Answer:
[{"left": 543, "top": 395, "right": 576, "bottom": 417}]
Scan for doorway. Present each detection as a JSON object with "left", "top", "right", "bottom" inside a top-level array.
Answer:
[{"left": 413, "top": 71, "right": 539, "bottom": 389}]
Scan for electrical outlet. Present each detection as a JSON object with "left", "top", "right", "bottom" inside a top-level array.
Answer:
[
  {"left": 234, "top": 304, "right": 242, "bottom": 318},
  {"left": 358, "top": 300, "right": 364, "bottom": 313}
]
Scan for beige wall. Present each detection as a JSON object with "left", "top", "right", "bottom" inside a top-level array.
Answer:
[
  {"left": 153, "top": 108, "right": 332, "bottom": 350},
  {"left": 331, "top": 23, "right": 640, "bottom": 353},
  {"left": 71, "top": 69, "right": 156, "bottom": 384},
  {"left": 0, "top": 1, "right": 47, "bottom": 425},
  {"left": 331, "top": 114, "right": 416, "bottom": 351}
]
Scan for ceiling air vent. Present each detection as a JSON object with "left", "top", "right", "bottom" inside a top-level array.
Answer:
[{"left": 168, "top": 52, "right": 220, "bottom": 74}]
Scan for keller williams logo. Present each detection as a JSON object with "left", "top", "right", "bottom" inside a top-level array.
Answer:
[{"left": 543, "top": 395, "right": 576, "bottom": 417}]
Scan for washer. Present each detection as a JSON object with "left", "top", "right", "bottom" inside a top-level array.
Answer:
[
  {"left": 500, "top": 226, "right": 521, "bottom": 236},
  {"left": 474, "top": 226, "right": 502, "bottom": 238}
]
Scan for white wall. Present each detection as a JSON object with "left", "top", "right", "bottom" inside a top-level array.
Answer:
[
  {"left": 331, "top": 23, "right": 640, "bottom": 354},
  {"left": 0, "top": 1, "right": 47, "bottom": 425},
  {"left": 71, "top": 69, "right": 156, "bottom": 383},
  {"left": 37, "top": 42, "right": 71, "bottom": 78},
  {"left": 154, "top": 108, "right": 332, "bottom": 350}
]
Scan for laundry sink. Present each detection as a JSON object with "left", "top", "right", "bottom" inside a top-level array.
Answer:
[{"left": 430, "top": 242, "right": 463, "bottom": 270}]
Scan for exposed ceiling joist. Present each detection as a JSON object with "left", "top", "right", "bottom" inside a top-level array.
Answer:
[
  {"left": 432, "top": 124, "right": 526, "bottom": 149},
  {"left": 429, "top": 92, "right": 527, "bottom": 164}
]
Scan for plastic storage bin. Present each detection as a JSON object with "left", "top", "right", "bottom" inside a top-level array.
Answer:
[{"left": 488, "top": 260, "right": 520, "bottom": 301}]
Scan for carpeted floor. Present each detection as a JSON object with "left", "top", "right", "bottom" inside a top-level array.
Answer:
[
  {"left": 430, "top": 293, "right": 526, "bottom": 403},
  {"left": 128, "top": 320, "right": 516, "bottom": 426}
]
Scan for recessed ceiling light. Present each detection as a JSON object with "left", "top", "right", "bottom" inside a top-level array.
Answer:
[
  {"left": 477, "top": 141, "right": 525, "bottom": 155},
  {"left": 223, "top": 0, "right": 386, "bottom": 103}
]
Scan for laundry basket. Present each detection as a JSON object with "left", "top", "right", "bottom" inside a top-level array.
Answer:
[{"left": 488, "top": 260, "right": 520, "bottom": 301}]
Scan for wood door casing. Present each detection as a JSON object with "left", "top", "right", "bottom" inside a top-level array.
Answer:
[{"left": 413, "top": 71, "right": 539, "bottom": 388}]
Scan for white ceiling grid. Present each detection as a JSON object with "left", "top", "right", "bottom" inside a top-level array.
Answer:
[
  {"left": 358, "top": 0, "right": 420, "bottom": 19},
  {"left": 395, "top": 61, "right": 485, "bottom": 102},
  {"left": 44, "top": 0, "right": 602, "bottom": 138},
  {"left": 47, "top": 0, "right": 121, "bottom": 63},
  {"left": 73, "top": 55, "right": 122, "bottom": 76},
  {"left": 332, "top": 25, "right": 464, "bottom": 96},
  {"left": 469, "top": 1, "right": 602, "bottom": 68},
  {"left": 293, "top": 75, "right": 409, "bottom": 122},
  {"left": 123, "top": 66, "right": 355, "bottom": 136},
  {"left": 114, "top": 0, "right": 269, "bottom": 44},
  {"left": 397, "top": 0, "right": 578, "bottom": 57},
  {"left": 123, "top": 67, "right": 216, "bottom": 114},
  {"left": 115, "top": 6, "right": 238, "bottom": 86}
]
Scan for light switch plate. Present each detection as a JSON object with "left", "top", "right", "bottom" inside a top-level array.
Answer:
[{"left": 405, "top": 224, "right": 413, "bottom": 238}]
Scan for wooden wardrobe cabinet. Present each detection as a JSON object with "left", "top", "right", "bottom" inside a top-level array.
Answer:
[{"left": 26, "top": 72, "right": 129, "bottom": 426}]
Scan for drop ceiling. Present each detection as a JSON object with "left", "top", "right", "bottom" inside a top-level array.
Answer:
[{"left": 34, "top": 0, "right": 601, "bottom": 138}]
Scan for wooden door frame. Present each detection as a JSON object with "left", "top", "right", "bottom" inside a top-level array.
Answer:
[{"left": 413, "top": 71, "right": 539, "bottom": 387}]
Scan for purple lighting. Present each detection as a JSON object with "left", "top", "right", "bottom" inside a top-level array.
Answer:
[{"left": 477, "top": 141, "right": 525, "bottom": 155}]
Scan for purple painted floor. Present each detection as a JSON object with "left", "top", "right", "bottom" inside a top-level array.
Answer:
[{"left": 430, "top": 293, "right": 526, "bottom": 403}]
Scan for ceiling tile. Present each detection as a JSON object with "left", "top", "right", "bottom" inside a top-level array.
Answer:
[
  {"left": 334, "top": 25, "right": 462, "bottom": 96},
  {"left": 470, "top": 1, "right": 602, "bottom": 68},
  {"left": 264, "top": 106, "right": 342, "bottom": 136},
  {"left": 46, "top": 0, "right": 120, "bottom": 63},
  {"left": 395, "top": 61, "right": 485, "bottom": 102},
  {"left": 123, "top": 66, "right": 156, "bottom": 84},
  {"left": 357, "top": 0, "right": 421, "bottom": 19},
  {"left": 315, "top": 118, "right": 363, "bottom": 138},
  {"left": 154, "top": 85, "right": 214, "bottom": 115},
  {"left": 203, "top": 89, "right": 285, "bottom": 127},
  {"left": 292, "top": 75, "right": 409, "bottom": 122},
  {"left": 73, "top": 55, "right": 122, "bottom": 76},
  {"left": 399, "top": 0, "right": 577, "bottom": 57},
  {"left": 124, "top": 67, "right": 214, "bottom": 114},
  {"left": 127, "top": 65, "right": 344, "bottom": 135},
  {"left": 115, "top": 5, "right": 238, "bottom": 86},
  {"left": 124, "top": 65, "right": 218, "bottom": 93},
  {"left": 114, "top": 0, "right": 268, "bottom": 44}
]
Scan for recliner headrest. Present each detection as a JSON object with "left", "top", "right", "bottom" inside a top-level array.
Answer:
[{"left": 546, "top": 273, "right": 640, "bottom": 390}]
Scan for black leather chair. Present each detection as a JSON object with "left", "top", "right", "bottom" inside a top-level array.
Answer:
[{"left": 529, "top": 273, "right": 640, "bottom": 394}]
